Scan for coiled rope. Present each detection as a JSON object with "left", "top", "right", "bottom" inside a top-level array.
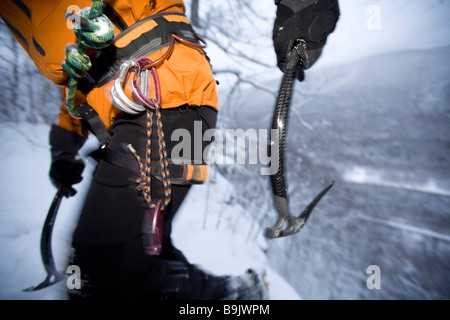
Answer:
[
  {"left": 123, "top": 37, "right": 206, "bottom": 211},
  {"left": 127, "top": 59, "right": 171, "bottom": 211},
  {"left": 128, "top": 107, "right": 172, "bottom": 211},
  {"left": 62, "top": 0, "right": 115, "bottom": 117}
]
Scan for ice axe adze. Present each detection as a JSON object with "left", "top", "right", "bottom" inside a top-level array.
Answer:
[
  {"left": 23, "top": 188, "right": 67, "bottom": 291},
  {"left": 266, "top": 40, "right": 334, "bottom": 239}
]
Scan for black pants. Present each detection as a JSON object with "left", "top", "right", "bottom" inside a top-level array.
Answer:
[{"left": 68, "top": 106, "right": 232, "bottom": 299}]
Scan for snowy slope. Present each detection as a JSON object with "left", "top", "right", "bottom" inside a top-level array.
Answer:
[
  {"left": 214, "top": 45, "right": 450, "bottom": 300},
  {"left": 1, "top": 45, "right": 450, "bottom": 300},
  {"left": 0, "top": 122, "right": 300, "bottom": 300},
  {"left": 1, "top": 45, "right": 449, "bottom": 300},
  {"left": 1, "top": 0, "right": 450, "bottom": 301}
]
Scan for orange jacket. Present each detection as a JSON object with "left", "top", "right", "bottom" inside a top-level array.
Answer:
[{"left": 0, "top": 0, "right": 218, "bottom": 135}]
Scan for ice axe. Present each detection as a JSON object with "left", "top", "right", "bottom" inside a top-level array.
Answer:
[
  {"left": 23, "top": 188, "right": 69, "bottom": 291},
  {"left": 266, "top": 39, "right": 334, "bottom": 239}
]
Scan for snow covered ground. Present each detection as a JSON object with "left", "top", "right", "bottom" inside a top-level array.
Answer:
[
  {"left": 0, "top": 123, "right": 301, "bottom": 300},
  {"left": 1, "top": 44, "right": 449, "bottom": 300},
  {"left": 235, "top": 45, "right": 450, "bottom": 299},
  {"left": 1, "top": 0, "right": 450, "bottom": 301}
]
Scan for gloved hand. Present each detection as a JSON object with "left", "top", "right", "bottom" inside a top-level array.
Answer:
[
  {"left": 49, "top": 125, "right": 87, "bottom": 197},
  {"left": 273, "top": 0, "right": 340, "bottom": 75}
]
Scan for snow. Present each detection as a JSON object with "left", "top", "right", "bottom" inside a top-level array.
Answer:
[
  {"left": 0, "top": 122, "right": 301, "bottom": 300},
  {"left": 1, "top": 0, "right": 450, "bottom": 301},
  {"left": 343, "top": 167, "right": 450, "bottom": 198}
]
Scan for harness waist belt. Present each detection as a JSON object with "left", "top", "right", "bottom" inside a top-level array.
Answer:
[{"left": 94, "top": 147, "right": 208, "bottom": 185}]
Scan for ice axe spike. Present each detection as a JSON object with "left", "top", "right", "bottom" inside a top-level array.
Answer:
[
  {"left": 266, "top": 40, "right": 334, "bottom": 239},
  {"left": 23, "top": 188, "right": 67, "bottom": 292},
  {"left": 266, "top": 182, "right": 334, "bottom": 239}
]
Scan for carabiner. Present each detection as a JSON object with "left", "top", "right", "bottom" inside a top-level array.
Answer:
[
  {"left": 131, "top": 58, "right": 162, "bottom": 110},
  {"left": 110, "top": 61, "right": 146, "bottom": 114}
]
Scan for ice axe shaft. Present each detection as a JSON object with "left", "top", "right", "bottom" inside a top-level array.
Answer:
[
  {"left": 23, "top": 188, "right": 66, "bottom": 291},
  {"left": 266, "top": 40, "right": 334, "bottom": 239}
]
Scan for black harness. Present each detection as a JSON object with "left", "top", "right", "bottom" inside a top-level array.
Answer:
[{"left": 75, "top": 7, "right": 209, "bottom": 185}]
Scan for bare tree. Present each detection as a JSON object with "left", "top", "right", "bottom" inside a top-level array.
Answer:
[
  {"left": 190, "top": 0, "right": 200, "bottom": 28},
  {"left": 0, "top": 19, "right": 61, "bottom": 124},
  {"left": 186, "top": 0, "right": 278, "bottom": 112}
]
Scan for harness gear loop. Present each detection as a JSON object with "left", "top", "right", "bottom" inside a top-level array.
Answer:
[
  {"left": 62, "top": 0, "right": 115, "bottom": 118},
  {"left": 110, "top": 33, "right": 206, "bottom": 115}
]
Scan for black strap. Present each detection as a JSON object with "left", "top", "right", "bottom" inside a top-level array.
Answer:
[
  {"left": 99, "top": 148, "right": 177, "bottom": 176},
  {"left": 103, "top": 2, "right": 128, "bottom": 32},
  {"left": 76, "top": 104, "right": 111, "bottom": 147},
  {"left": 97, "top": 147, "right": 204, "bottom": 184},
  {"left": 97, "top": 147, "right": 138, "bottom": 172}
]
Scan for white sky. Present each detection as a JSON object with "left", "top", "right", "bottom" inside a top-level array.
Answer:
[
  {"left": 185, "top": 0, "right": 450, "bottom": 77},
  {"left": 318, "top": 0, "right": 450, "bottom": 67}
]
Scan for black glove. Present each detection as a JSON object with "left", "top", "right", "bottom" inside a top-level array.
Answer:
[
  {"left": 273, "top": 0, "right": 340, "bottom": 73},
  {"left": 49, "top": 125, "right": 87, "bottom": 197}
]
